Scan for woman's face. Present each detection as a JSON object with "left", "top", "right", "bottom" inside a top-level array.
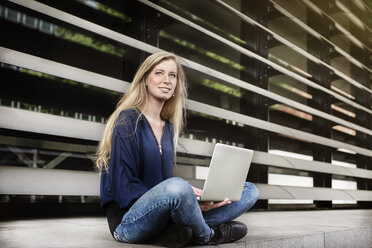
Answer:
[{"left": 146, "top": 59, "right": 177, "bottom": 103}]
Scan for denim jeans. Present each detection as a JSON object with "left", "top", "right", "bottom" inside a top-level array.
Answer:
[{"left": 113, "top": 177, "right": 259, "bottom": 244}]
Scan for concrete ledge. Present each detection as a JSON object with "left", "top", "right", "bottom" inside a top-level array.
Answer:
[{"left": 0, "top": 210, "right": 371, "bottom": 248}]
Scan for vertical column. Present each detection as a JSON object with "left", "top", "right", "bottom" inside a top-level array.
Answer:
[
  {"left": 140, "top": 1, "right": 160, "bottom": 48},
  {"left": 31, "top": 149, "right": 38, "bottom": 203},
  {"left": 240, "top": 0, "right": 270, "bottom": 209},
  {"left": 307, "top": 10, "right": 333, "bottom": 209},
  {"left": 122, "top": 0, "right": 159, "bottom": 79},
  {"left": 351, "top": 50, "right": 372, "bottom": 208}
]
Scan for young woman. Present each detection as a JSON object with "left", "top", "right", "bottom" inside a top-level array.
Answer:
[{"left": 96, "top": 51, "right": 259, "bottom": 247}]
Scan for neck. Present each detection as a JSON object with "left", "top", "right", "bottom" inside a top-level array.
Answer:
[{"left": 139, "top": 97, "right": 165, "bottom": 122}]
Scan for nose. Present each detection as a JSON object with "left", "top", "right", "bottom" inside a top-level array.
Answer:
[{"left": 164, "top": 75, "right": 171, "bottom": 84}]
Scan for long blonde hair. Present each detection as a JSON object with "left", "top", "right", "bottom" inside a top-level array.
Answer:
[{"left": 96, "top": 51, "right": 188, "bottom": 172}]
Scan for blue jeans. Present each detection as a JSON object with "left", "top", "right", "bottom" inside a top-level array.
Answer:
[{"left": 113, "top": 177, "right": 259, "bottom": 244}]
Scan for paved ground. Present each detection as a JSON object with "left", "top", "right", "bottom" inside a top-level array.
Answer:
[{"left": 0, "top": 209, "right": 371, "bottom": 248}]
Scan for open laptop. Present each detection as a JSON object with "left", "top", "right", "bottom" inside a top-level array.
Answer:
[{"left": 197, "top": 143, "right": 254, "bottom": 202}]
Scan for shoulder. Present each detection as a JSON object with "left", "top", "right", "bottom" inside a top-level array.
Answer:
[
  {"left": 114, "top": 108, "right": 141, "bottom": 136},
  {"left": 116, "top": 108, "right": 140, "bottom": 124}
]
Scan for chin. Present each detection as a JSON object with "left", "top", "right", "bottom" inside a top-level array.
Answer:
[
  {"left": 161, "top": 94, "right": 173, "bottom": 100},
  {"left": 155, "top": 96, "right": 171, "bottom": 102}
]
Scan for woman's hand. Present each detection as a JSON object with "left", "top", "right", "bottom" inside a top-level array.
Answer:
[
  {"left": 192, "top": 186, "right": 202, "bottom": 198},
  {"left": 191, "top": 186, "right": 231, "bottom": 211},
  {"left": 198, "top": 198, "right": 231, "bottom": 211}
]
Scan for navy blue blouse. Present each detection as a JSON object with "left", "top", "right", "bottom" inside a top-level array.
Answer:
[{"left": 100, "top": 108, "right": 174, "bottom": 210}]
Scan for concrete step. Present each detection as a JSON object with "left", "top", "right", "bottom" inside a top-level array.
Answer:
[{"left": 0, "top": 210, "right": 371, "bottom": 248}]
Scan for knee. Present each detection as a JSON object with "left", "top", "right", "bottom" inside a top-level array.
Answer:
[
  {"left": 163, "top": 177, "right": 194, "bottom": 201},
  {"left": 244, "top": 182, "right": 260, "bottom": 203}
]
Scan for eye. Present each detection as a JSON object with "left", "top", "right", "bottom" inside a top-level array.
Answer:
[
  {"left": 169, "top": 73, "right": 177, "bottom": 78},
  {"left": 155, "top": 71, "right": 163, "bottom": 76}
]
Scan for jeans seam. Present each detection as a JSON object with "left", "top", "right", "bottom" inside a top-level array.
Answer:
[
  {"left": 114, "top": 230, "right": 129, "bottom": 243},
  {"left": 174, "top": 201, "right": 186, "bottom": 223},
  {"left": 117, "top": 200, "right": 173, "bottom": 243},
  {"left": 122, "top": 200, "right": 169, "bottom": 225},
  {"left": 173, "top": 200, "right": 212, "bottom": 244}
]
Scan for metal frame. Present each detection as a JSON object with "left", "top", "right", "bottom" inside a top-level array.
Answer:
[
  {"left": 138, "top": 0, "right": 372, "bottom": 111},
  {"left": 6, "top": 0, "right": 372, "bottom": 117},
  {"left": 302, "top": 0, "right": 372, "bottom": 54},
  {"left": 271, "top": 0, "right": 372, "bottom": 74},
  {"left": 306, "top": 23, "right": 333, "bottom": 208},
  {"left": 1, "top": 0, "right": 371, "bottom": 207},
  {"left": 216, "top": 0, "right": 372, "bottom": 91}
]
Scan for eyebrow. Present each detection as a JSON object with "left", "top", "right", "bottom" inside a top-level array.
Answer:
[{"left": 155, "top": 69, "right": 177, "bottom": 74}]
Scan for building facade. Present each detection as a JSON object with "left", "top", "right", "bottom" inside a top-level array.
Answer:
[{"left": 0, "top": 0, "right": 371, "bottom": 215}]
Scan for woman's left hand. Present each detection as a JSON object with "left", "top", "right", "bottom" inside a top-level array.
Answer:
[
  {"left": 198, "top": 198, "right": 231, "bottom": 211},
  {"left": 192, "top": 186, "right": 202, "bottom": 198},
  {"left": 191, "top": 186, "right": 232, "bottom": 211}
]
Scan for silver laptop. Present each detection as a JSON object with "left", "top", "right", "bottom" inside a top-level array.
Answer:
[{"left": 197, "top": 143, "right": 254, "bottom": 202}]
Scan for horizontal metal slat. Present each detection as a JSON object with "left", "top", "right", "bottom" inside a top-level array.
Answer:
[
  {"left": 0, "top": 166, "right": 99, "bottom": 196},
  {"left": 0, "top": 106, "right": 105, "bottom": 141},
  {"left": 186, "top": 100, "right": 372, "bottom": 158},
  {"left": 0, "top": 47, "right": 129, "bottom": 93},
  {"left": 1, "top": 102, "right": 372, "bottom": 158},
  {"left": 179, "top": 138, "right": 372, "bottom": 180},
  {"left": 1, "top": 106, "right": 372, "bottom": 180},
  {"left": 2, "top": 46, "right": 371, "bottom": 138},
  {"left": 255, "top": 184, "right": 372, "bottom": 201},
  {"left": 1, "top": 166, "right": 371, "bottom": 201}
]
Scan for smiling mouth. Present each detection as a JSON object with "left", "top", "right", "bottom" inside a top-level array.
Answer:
[{"left": 159, "top": 87, "right": 171, "bottom": 92}]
